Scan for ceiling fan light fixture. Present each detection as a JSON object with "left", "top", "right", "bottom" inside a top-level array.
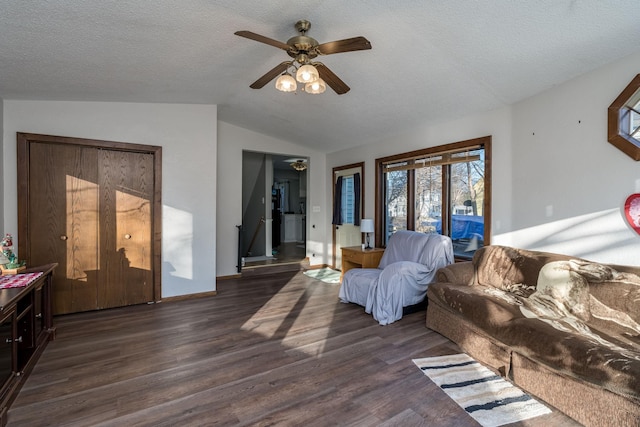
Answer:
[
  {"left": 235, "top": 20, "right": 371, "bottom": 95},
  {"left": 296, "top": 64, "right": 319, "bottom": 83},
  {"left": 275, "top": 73, "right": 297, "bottom": 92},
  {"left": 305, "top": 78, "right": 326, "bottom": 94},
  {"left": 291, "top": 159, "right": 307, "bottom": 171}
]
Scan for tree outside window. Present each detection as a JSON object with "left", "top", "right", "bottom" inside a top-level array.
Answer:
[{"left": 377, "top": 137, "right": 491, "bottom": 259}]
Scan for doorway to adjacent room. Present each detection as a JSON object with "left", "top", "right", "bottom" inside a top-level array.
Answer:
[{"left": 241, "top": 151, "right": 307, "bottom": 270}]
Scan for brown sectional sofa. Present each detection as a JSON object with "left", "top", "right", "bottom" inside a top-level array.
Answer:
[{"left": 426, "top": 245, "right": 640, "bottom": 427}]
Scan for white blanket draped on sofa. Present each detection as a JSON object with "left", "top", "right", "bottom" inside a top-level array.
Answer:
[{"left": 339, "top": 230, "right": 454, "bottom": 325}]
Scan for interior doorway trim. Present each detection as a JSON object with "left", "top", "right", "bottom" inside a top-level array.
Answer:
[
  {"left": 332, "top": 161, "right": 365, "bottom": 268},
  {"left": 16, "top": 132, "right": 163, "bottom": 301}
]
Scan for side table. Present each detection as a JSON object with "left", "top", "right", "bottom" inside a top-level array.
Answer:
[{"left": 340, "top": 246, "right": 385, "bottom": 281}]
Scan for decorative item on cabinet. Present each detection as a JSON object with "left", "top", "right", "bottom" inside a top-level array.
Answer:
[{"left": 0, "top": 234, "right": 26, "bottom": 276}]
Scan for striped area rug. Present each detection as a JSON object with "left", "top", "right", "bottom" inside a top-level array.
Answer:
[{"left": 413, "top": 353, "right": 551, "bottom": 427}]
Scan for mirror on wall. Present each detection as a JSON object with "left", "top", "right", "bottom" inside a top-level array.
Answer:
[{"left": 608, "top": 74, "right": 640, "bottom": 160}]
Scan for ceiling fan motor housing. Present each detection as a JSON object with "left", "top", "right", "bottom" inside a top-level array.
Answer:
[
  {"left": 287, "top": 20, "right": 319, "bottom": 59},
  {"left": 286, "top": 36, "right": 319, "bottom": 59}
]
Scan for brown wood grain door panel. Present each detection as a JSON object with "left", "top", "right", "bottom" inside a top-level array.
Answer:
[
  {"left": 29, "top": 142, "right": 99, "bottom": 314},
  {"left": 98, "top": 149, "right": 154, "bottom": 309}
]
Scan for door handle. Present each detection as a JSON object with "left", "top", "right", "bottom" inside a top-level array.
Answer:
[
  {"left": 60, "top": 235, "right": 68, "bottom": 241},
  {"left": 124, "top": 234, "right": 132, "bottom": 240}
]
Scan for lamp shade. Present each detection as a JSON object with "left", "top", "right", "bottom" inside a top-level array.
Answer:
[
  {"left": 275, "top": 73, "right": 297, "bottom": 92},
  {"left": 296, "top": 64, "right": 319, "bottom": 83},
  {"left": 360, "top": 219, "right": 374, "bottom": 233},
  {"left": 305, "top": 78, "right": 326, "bottom": 94}
]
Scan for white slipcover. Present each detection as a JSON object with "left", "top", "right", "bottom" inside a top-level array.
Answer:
[{"left": 338, "top": 230, "right": 454, "bottom": 325}]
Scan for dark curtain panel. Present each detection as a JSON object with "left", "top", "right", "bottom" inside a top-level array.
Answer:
[
  {"left": 332, "top": 176, "right": 343, "bottom": 225},
  {"left": 353, "top": 172, "right": 361, "bottom": 226}
]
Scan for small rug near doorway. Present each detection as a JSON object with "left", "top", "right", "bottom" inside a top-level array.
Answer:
[
  {"left": 303, "top": 268, "right": 341, "bottom": 284},
  {"left": 412, "top": 353, "right": 551, "bottom": 427}
]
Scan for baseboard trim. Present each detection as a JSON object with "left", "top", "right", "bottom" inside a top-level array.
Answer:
[
  {"left": 216, "top": 274, "right": 242, "bottom": 280},
  {"left": 160, "top": 290, "right": 218, "bottom": 303}
]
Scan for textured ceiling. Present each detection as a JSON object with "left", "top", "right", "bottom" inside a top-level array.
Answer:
[{"left": 1, "top": 1, "right": 639, "bottom": 153}]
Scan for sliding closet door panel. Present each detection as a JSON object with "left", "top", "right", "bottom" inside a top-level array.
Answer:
[
  {"left": 98, "top": 149, "right": 154, "bottom": 309},
  {"left": 29, "top": 143, "right": 99, "bottom": 314}
]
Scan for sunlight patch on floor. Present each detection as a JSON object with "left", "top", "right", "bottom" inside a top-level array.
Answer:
[
  {"left": 240, "top": 276, "right": 337, "bottom": 356},
  {"left": 240, "top": 279, "right": 306, "bottom": 338}
]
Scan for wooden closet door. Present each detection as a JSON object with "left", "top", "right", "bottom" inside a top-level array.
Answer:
[
  {"left": 29, "top": 143, "right": 100, "bottom": 314},
  {"left": 98, "top": 149, "right": 154, "bottom": 309},
  {"left": 19, "top": 133, "right": 161, "bottom": 315}
]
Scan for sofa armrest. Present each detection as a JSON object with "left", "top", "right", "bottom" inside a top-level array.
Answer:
[{"left": 435, "top": 261, "right": 474, "bottom": 286}]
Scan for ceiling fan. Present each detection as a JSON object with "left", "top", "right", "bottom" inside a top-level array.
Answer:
[{"left": 235, "top": 20, "right": 372, "bottom": 95}]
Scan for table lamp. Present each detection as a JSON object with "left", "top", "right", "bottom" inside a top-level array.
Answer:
[{"left": 360, "top": 219, "right": 374, "bottom": 249}]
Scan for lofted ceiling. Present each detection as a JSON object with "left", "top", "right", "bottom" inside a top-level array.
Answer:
[{"left": 1, "top": 1, "right": 639, "bottom": 153}]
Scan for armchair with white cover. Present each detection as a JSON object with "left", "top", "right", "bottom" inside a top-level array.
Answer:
[{"left": 338, "top": 230, "right": 454, "bottom": 325}]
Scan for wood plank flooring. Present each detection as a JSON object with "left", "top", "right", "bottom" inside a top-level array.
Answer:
[{"left": 7, "top": 270, "right": 580, "bottom": 426}]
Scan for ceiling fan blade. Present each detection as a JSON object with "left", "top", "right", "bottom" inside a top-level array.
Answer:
[
  {"left": 315, "top": 63, "right": 350, "bottom": 95},
  {"left": 249, "top": 62, "right": 291, "bottom": 89},
  {"left": 316, "top": 36, "right": 372, "bottom": 55},
  {"left": 235, "top": 30, "right": 291, "bottom": 51}
]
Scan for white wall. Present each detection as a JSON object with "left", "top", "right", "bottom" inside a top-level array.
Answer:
[
  {"left": 217, "top": 121, "right": 326, "bottom": 277},
  {"left": 3, "top": 100, "right": 217, "bottom": 298},
  {"left": 0, "top": 99, "right": 3, "bottom": 230},
  {"left": 506, "top": 52, "right": 640, "bottom": 264},
  {"left": 326, "top": 107, "right": 513, "bottom": 264},
  {"left": 327, "top": 51, "right": 640, "bottom": 266}
]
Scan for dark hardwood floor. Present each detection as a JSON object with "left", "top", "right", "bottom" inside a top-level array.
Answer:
[{"left": 7, "top": 270, "right": 580, "bottom": 426}]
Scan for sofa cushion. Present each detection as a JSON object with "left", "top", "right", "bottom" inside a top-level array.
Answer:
[
  {"left": 506, "top": 316, "right": 640, "bottom": 399},
  {"left": 590, "top": 278, "right": 640, "bottom": 324},
  {"left": 428, "top": 282, "right": 523, "bottom": 327},
  {"left": 473, "top": 246, "right": 572, "bottom": 294},
  {"left": 428, "top": 281, "right": 640, "bottom": 400}
]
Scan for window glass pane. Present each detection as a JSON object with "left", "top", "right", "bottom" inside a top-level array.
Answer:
[
  {"left": 631, "top": 99, "right": 640, "bottom": 141},
  {"left": 341, "top": 176, "right": 354, "bottom": 224},
  {"left": 415, "top": 165, "right": 441, "bottom": 233},
  {"left": 385, "top": 168, "right": 408, "bottom": 244},
  {"left": 449, "top": 149, "right": 485, "bottom": 258},
  {"left": 377, "top": 138, "right": 489, "bottom": 256}
]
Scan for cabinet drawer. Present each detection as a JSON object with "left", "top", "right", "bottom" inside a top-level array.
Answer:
[{"left": 342, "top": 250, "right": 360, "bottom": 262}]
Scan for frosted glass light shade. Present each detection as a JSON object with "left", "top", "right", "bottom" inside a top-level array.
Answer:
[
  {"left": 275, "top": 74, "right": 297, "bottom": 92},
  {"left": 305, "top": 78, "right": 326, "bottom": 94},
  {"left": 360, "top": 219, "right": 374, "bottom": 233},
  {"left": 296, "top": 64, "right": 319, "bottom": 83}
]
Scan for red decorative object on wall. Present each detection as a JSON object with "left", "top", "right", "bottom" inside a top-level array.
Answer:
[{"left": 624, "top": 194, "right": 640, "bottom": 235}]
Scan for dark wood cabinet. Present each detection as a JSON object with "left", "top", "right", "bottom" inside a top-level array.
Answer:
[
  {"left": 0, "top": 264, "right": 56, "bottom": 425},
  {"left": 0, "top": 315, "right": 12, "bottom": 404}
]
